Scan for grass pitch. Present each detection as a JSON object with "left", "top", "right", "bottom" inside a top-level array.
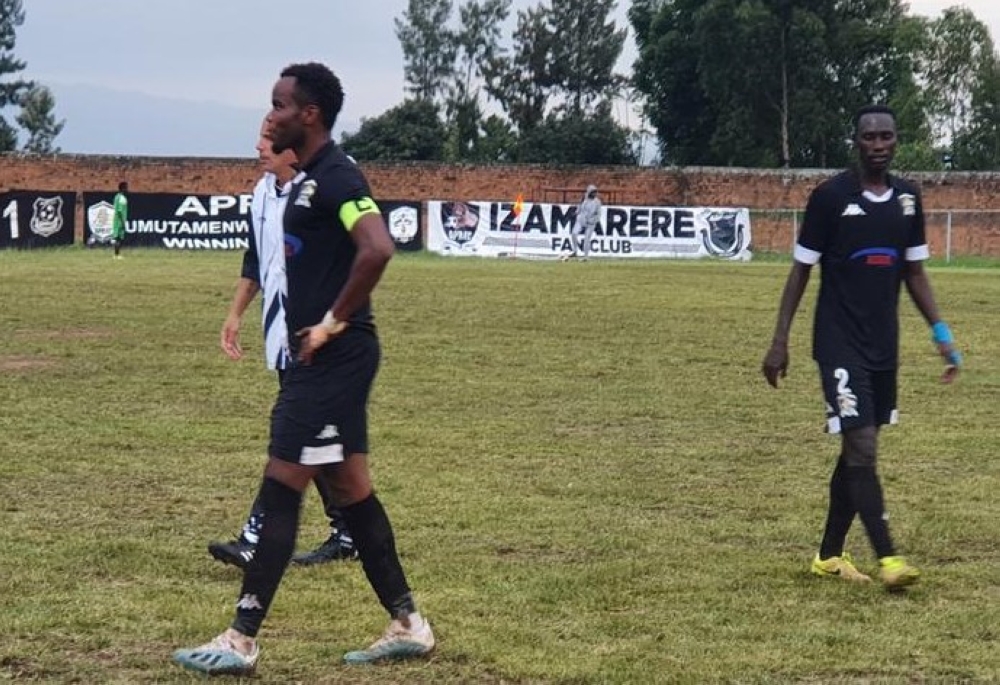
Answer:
[{"left": 1, "top": 249, "right": 998, "bottom": 684}]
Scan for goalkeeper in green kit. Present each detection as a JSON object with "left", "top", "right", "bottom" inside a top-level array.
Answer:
[{"left": 112, "top": 181, "right": 128, "bottom": 259}]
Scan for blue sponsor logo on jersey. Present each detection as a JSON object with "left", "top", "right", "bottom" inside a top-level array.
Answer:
[
  {"left": 284, "top": 233, "right": 304, "bottom": 258},
  {"left": 850, "top": 247, "right": 898, "bottom": 267}
]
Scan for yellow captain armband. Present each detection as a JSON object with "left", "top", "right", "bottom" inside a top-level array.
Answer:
[{"left": 339, "top": 196, "right": 381, "bottom": 231}]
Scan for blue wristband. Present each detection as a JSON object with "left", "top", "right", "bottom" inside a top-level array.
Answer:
[{"left": 931, "top": 321, "right": 953, "bottom": 345}]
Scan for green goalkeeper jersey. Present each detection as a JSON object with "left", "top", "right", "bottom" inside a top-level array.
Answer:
[{"left": 112, "top": 192, "right": 128, "bottom": 238}]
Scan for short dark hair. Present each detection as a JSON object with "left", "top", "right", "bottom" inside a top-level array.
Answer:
[
  {"left": 853, "top": 104, "right": 896, "bottom": 136},
  {"left": 118, "top": 181, "right": 128, "bottom": 192},
  {"left": 280, "top": 62, "right": 344, "bottom": 131}
]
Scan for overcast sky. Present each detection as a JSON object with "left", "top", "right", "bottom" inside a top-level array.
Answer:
[{"left": 12, "top": 0, "right": 1000, "bottom": 157}]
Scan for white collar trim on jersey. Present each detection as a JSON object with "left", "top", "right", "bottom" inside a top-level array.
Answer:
[{"left": 862, "top": 188, "right": 894, "bottom": 203}]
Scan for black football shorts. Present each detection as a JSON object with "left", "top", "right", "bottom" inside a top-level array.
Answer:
[
  {"left": 269, "top": 329, "right": 380, "bottom": 464},
  {"left": 817, "top": 363, "right": 897, "bottom": 434}
]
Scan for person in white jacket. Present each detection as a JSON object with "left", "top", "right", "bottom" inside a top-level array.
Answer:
[
  {"left": 568, "top": 184, "right": 601, "bottom": 260},
  {"left": 208, "top": 118, "right": 357, "bottom": 569}
]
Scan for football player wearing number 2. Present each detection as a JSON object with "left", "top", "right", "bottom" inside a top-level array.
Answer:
[{"left": 761, "top": 104, "right": 962, "bottom": 591}]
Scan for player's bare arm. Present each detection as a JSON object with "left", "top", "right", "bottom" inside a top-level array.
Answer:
[
  {"left": 762, "top": 261, "right": 812, "bottom": 388},
  {"left": 222, "top": 277, "right": 261, "bottom": 361},
  {"left": 903, "top": 260, "right": 962, "bottom": 382}
]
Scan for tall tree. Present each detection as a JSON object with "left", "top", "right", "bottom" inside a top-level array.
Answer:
[
  {"left": 452, "top": 0, "right": 510, "bottom": 100},
  {"left": 0, "top": 0, "right": 32, "bottom": 152},
  {"left": 951, "top": 52, "right": 1000, "bottom": 170},
  {"left": 391, "top": 0, "right": 638, "bottom": 164},
  {"left": 922, "top": 7, "right": 996, "bottom": 151},
  {"left": 630, "top": 0, "right": 909, "bottom": 168},
  {"left": 16, "top": 85, "right": 63, "bottom": 154},
  {"left": 886, "top": 14, "right": 938, "bottom": 170},
  {"left": 444, "top": 0, "right": 511, "bottom": 160},
  {"left": 482, "top": 6, "right": 557, "bottom": 134},
  {"left": 546, "top": 0, "right": 627, "bottom": 115},
  {"left": 689, "top": 0, "right": 827, "bottom": 166},
  {"left": 395, "top": 0, "right": 457, "bottom": 102},
  {"left": 630, "top": 0, "right": 723, "bottom": 165}
]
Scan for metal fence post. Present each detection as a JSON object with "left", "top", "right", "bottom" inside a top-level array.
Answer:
[{"left": 946, "top": 211, "right": 953, "bottom": 263}]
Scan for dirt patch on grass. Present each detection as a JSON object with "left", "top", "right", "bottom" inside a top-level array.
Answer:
[
  {"left": 0, "top": 655, "right": 54, "bottom": 680},
  {"left": 16, "top": 326, "right": 114, "bottom": 341},
  {"left": 0, "top": 356, "right": 57, "bottom": 372}
]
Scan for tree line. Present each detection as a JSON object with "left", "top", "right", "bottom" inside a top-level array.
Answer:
[
  {"left": 2, "top": 0, "right": 998, "bottom": 168},
  {"left": 344, "top": 0, "right": 637, "bottom": 165},
  {"left": 630, "top": 0, "right": 1000, "bottom": 170},
  {"left": 346, "top": 0, "right": 1000, "bottom": 170}
]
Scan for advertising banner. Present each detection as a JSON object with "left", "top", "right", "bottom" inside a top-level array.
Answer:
[
  {"left": 84, "top": 193, "right": 423, "bottom": 251},
  {"left": 0, "top": 191, "right": 75, "bottom": 249},
  {"left": 426, "top": 200, "right": 752, "bottom": 260},
  {"left": 84, "top": 192, "right": 252, "bottom": 250},
  {"left": 382, "top": 201, "right": 423, "bottom": 251}
]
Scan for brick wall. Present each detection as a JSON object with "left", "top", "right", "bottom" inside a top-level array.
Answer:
[{"left": 4, "top": 153, "right": 1000, "bottom": 255}]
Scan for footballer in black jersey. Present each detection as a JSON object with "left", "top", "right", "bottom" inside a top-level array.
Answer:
[
  {"left": 175, "top": 63, "right": 434, "bottom": 677},
  {"left": 761, "top": 105, "right": 962, "bottom": 591},
  {"left": 206, "top": 117, "right": 358, "bottom": 574}
]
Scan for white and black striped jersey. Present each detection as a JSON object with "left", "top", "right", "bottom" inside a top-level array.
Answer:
[{"left": 243, "top": 172, "right": 291, "bottom": 370}]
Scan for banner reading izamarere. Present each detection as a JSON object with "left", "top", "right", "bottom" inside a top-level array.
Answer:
[{"left": 427, "top": 200, "right": 752, "bottom": 260}]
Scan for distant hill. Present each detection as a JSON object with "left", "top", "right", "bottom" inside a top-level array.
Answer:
[{"left": 41, "top": 82, "right": 359, "bottom": 158}]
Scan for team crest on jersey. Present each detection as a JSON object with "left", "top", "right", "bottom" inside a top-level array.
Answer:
[
  {"left": 295, "top": 180, "right": 318, "bottom": 208},
  {"left": 30, "top": 196, "right": 63, "bottom": 237},
  {"left": 700, "top": 210, "right": 748, "bottom": 258},
  {"left": 388, "top": 206, "right": 418, "bottom": 244},
  {"left": 898, "top": 193, "right": 916, "bottom": 216},
  {"left": 87, "top": 201, "right": 115, "bottom": 243}
]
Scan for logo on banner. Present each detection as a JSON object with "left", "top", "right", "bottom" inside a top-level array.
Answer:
[
  {"left": 388, "top": 206, "right": 418, "bottom": 244},
  {"left": 87, "top": 201, "right": 115, "bottom": 243},
  {"left": 29, "top": 196, "right": 63, "bottom": 237},
  {"left": 441, "top": 201, "right": 481, "bottom": 250},
  {"left": 700, "top": 210, "right": 748, "bottom": 259}
]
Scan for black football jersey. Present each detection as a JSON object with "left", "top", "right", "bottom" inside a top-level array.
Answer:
[
  {"left": 282, "top": 142, "right": 381, "bottom": 357},
  {"left": 794, "top": 171, "right": 929, "bottom": 370}
]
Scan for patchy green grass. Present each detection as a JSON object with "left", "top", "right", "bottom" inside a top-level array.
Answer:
[{"left": 1, "top": 248, "right": 998, "bottom": 684}]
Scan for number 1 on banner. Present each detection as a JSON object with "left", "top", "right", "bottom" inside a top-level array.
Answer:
[{"left": 2, "top": 199, "right": 18, "bottom": 239}]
